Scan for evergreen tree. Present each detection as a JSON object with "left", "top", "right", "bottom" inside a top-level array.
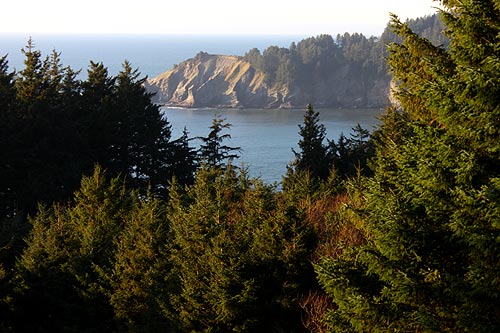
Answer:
[
  {"left": 11, "top": 167, "right": 175, "bottom": 331},
  {"left": 292, "top": 104, "right": 329, "bottom": 180},
  {"left": 0, "top": 55, "right": 17, "bottom": 218},
  {"left": 11, "top": 167, "right": 131, "bottom": 330},
  {"left": 327, "top": 124, "right": 374, "bottom": 180},
  {"left": 14, "top": 38, "right": 49, "bottom": 113},
  {"left": 81, "top": 61, "right": 117, "bottom": 169},
  {"left": 3, "top": 40, "right": 84, "bottom": 216},
  {"left": 104, "top": 193, "right": 175, "bottom": 331},
  {"left": 113, "top": 61, "right": 174, "bottom": 198},
  {"left": 197, "top": 115, "right": 240, "bottom": 169},
  {"left": 0, "top": 55, "right": 15, "bottom": 112},
  {"left": 170, "top": 127, "right": 198, "bottom": 186},
  {"left": 317, "top": 2, "right": 500, "bottom": 332},
  {"left": 168, "top": 166, "right": 316, "bottom": 332}
]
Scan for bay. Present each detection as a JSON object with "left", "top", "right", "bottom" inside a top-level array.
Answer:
[{"left": 163, "top": 107, "right": 383, "bottom": 184}]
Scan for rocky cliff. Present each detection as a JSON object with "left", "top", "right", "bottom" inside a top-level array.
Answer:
[{"left": 145, "top": 52, "right": 390, "bottom": 108}]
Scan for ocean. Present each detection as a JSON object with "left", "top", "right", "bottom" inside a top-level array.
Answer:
[
  {"left": 1, "top": 34, "right": 382, "bottom": 183},
  {"left": 164, "top": 107, "right": 382, "bottom": 184},
  {"left": 0, "top": 33, "right": 306, "bottom": 78}
]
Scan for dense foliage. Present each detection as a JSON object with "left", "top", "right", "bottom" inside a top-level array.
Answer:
[
  {"left": 317, "top": 1, "right": 500, "bottom": 332},
  {"left": 243, "top": 14, "right": 448, "bottom": 108},
  {"left": 1, "top": 4, "right": 499, "bottom": 331},
  {"left": 0, "top": 39, "right": 373, "bottom": 330},
  {"left": 0, "top": 39, "right": 197, "bottom": 220}
]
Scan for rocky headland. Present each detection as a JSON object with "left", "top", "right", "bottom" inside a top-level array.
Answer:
[
  {"left": 145, "top": 14, "right": 447, "bottom": 110},
  {"left": 145, "top": 51, "right": 390, "bottom": 109}
]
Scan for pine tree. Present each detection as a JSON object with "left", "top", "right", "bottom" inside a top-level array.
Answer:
[
  {"left": 0, "top": 55, "right": 15, "bottom": 112},
  {"left": 11, "top": 167, "right": 131, "bottom": 330},
  {"left": 327, "top": 124, "right": 374, "bottom": 180},
  {"left": 292, "top": 104, "right": 329, "bottom": 179},
  {"left": 317, "top": 1, "right": 500, "bottom": 331},
  {"left": 4, "top": 41, "right": 84, "bottom": 215},
  {"left": 0, "top": 55, "right": 17, "bottom": 218},
  {"left": 197, "top": 115, "right": 240, "bottom": 169},
  {"left": 10, "top": 167, "right": 176, "bottom": 331},
  {"left": 81, "top": 61, "right": 117, "bottom": 168},
  {"left": 168, "top": 166, "right": 316, "bottom": 331},
  {"left": 113, "top": 61, "right": 174, "bottom": 198},
  {"left": 14, "top": 38, "right": 49, "bottom": 113},
  {"left": 170, "top": 127, "right": 198, "bottom": 186},
  {"left": 104, "top": 194, "right": 175, "bottom": 331}
]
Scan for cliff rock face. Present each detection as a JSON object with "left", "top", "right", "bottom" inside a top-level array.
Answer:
[
  {"left": 145, "top": 52, "right": 389, "bottom": 108},
  {"left": 146, "top": 53, "right": 273, "bottom": 108}
]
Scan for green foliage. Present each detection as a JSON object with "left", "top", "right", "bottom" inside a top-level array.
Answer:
[
  {"left": 197, "top": 115, "right": 240, "bottom": 169},
  {"left": 286, "top": 104, "right": 375, "bottom": 193},
  {"left": 104, "top": 194, "right": 174, "bottom": 331},
  {"left": 168, "top": 166, "right": 316, "bottom": 332},
  {"left": 1, "top": 42, "right": 195, "bottom": 219},
  {"left": 292, "top": 104, "right": 329, "bottom": 180},
  {"left": 10, "top": 167, "right": 174, "bottom": 331},
  {"left": 1, "top": 12, "right": 485, "bottom": 332},
  {"left": 317, "top": 2, "right": 500, "bottom": 332}
]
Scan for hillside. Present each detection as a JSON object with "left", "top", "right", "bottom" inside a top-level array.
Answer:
[
  {"left": 146, "top": 49, "right": 389, "bottom": 108},
  {"left": 145, "top": 53, "right": 280, "bottom": 108},
  {"left": 146, "top": 14, "right": 446, "bottom": 108}
]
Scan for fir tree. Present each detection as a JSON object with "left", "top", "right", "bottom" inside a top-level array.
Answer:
[
  {"left": 317, "top": 2, "right": 500, "bottom": 331},
  {"left": 14, "top": 38, "right": 48, "bottom": 113},
  {"left": 0, "top": 55, "right": 15, "bottom": 112},
  {"left": 168, "top": 166, "right": 316, "bottom": 332},
  {"left": 170, "top": 127, "right": 198, "bottom": 186},
  {"left": 113, "top": 61, "right": 174, "bottom": 198},
  {"left": 292, "top": 104, "right": 329, "bottom": 180},
  {"left": 11, "top": 167, "right": 175, "bottom": 331},
  {"left": 81, "top": 61, "right": 117, "bottom": 168},
  {"left": 197, "top": 115, "right": 240, "bottom": 169},
  {"left": 327, "top": 124, "right": 374, "bottom": 180},
  {"left": 0, "top": 55, "right": 17, "bottom": 218}
]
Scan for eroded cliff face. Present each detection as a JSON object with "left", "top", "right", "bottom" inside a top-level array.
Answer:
[
  {"left": 145, "top": 52, "right": 389, "bottom": 108},
  {"left": 146, "top": 53, "right": 273, "bottom": 108}
]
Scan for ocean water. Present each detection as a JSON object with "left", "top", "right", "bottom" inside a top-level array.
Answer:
[
  {"left": 1, "top": 33, "right": 383, "bottom": 183},
  {"left": 0, "top": 34, "right": 306, "bottom": 78},
  {"left": 163, "top": 107, "right": 383, "bottom": 184}
]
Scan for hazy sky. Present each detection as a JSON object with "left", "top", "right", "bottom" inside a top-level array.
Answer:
[{"left": 2, "top": 0, "right": 439, "bottom": 36}]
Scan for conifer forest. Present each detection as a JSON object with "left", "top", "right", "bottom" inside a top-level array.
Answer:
[{"left": 1, "top": 1, "right": 500, "bottom": 331}]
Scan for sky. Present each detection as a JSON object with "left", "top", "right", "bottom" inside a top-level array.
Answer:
[{"left": 1, "top": 0, "right": 440, "bottom": 36}]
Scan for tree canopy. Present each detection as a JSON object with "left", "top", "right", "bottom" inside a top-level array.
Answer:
[
  {"left": 317, "top": 1, "right": 500, "bottom": 331},
  {"left": 2, "top": 8, "right": 499, "bottom": 331}
]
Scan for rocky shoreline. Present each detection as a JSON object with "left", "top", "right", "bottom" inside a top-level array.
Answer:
[{"left": 145, "top": 52, "right": 390, "bottom": 109}]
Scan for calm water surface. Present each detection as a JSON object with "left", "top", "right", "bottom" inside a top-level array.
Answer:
[{"left": 163, "top": 108, "right": 383, "bottom": 184}]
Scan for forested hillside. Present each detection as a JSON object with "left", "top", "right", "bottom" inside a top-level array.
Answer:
[
  {"left": 2, "top": 4, "right": 500, "bottom": 332},
  {"left": 148, "top": 14, "right": 447, "bottom": 108}
]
